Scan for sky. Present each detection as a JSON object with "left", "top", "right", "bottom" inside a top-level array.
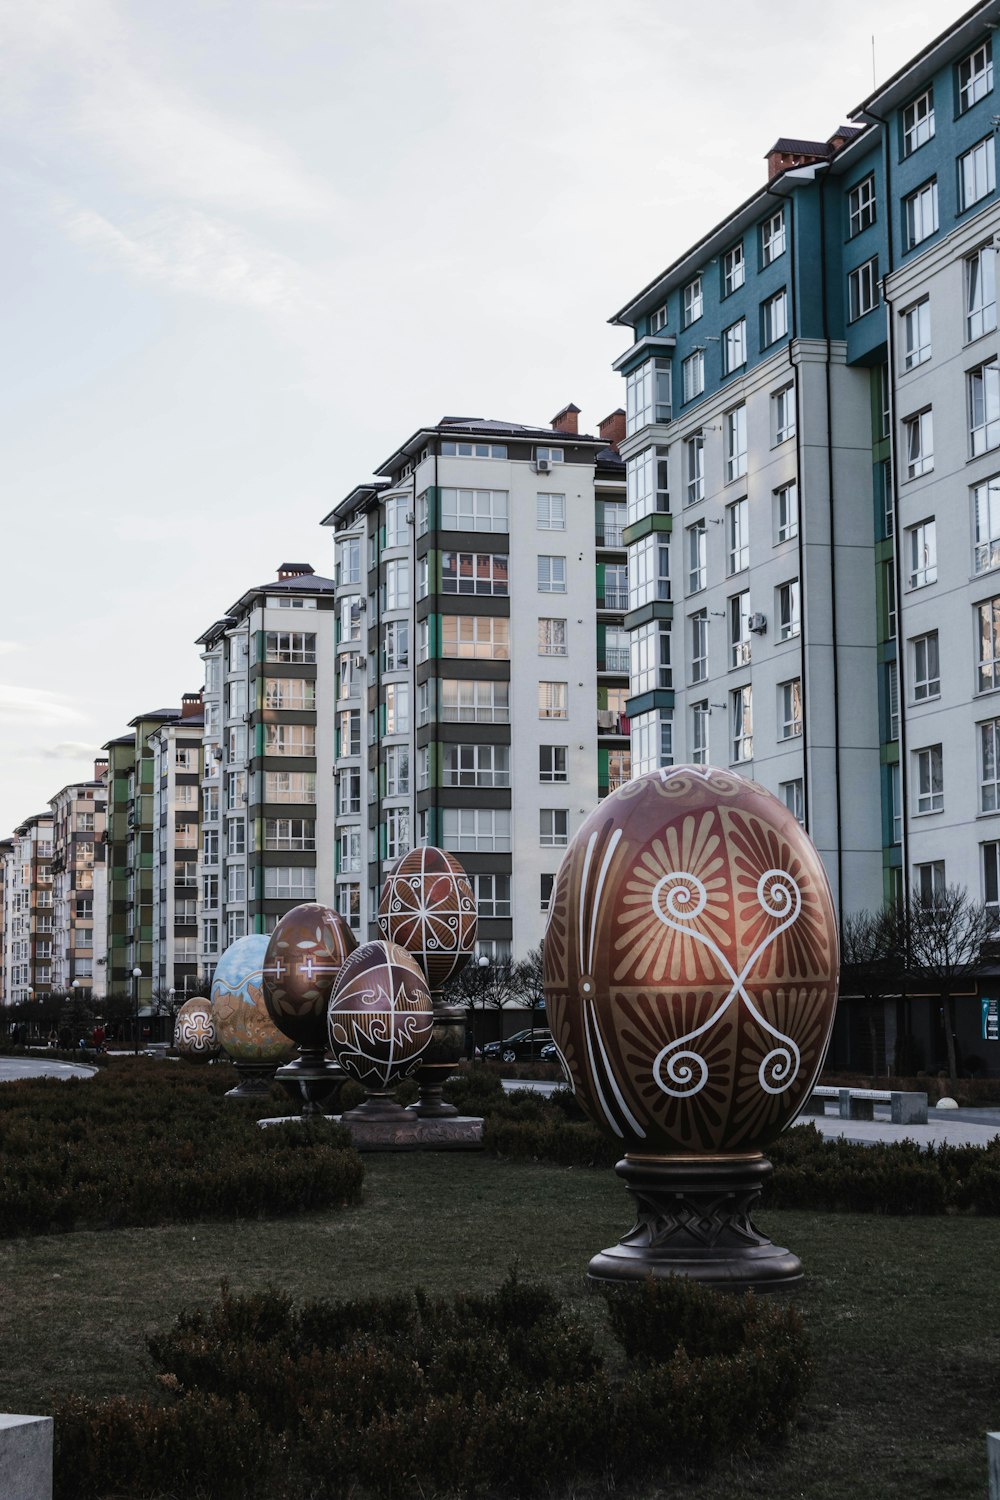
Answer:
[{"left": 0, "top": 0, "right": 965, "bottom": 834}]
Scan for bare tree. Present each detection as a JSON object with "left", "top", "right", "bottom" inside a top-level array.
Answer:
[
  {"left": 907, "top": 882, "right": 995, "bottom": 1090},
  {"left": 511, "top": 943, "right": 546, "bottom": 1035},
  {"left": 840, "top": 903, "right": 904, "bottom": 1083}
]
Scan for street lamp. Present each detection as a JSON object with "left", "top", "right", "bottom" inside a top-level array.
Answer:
[
  {"left": 132, "top": 967, "right": 142, "bottom": 1055},
  {"left": 476, "top": 954, "right": 489, "bottom": 1059}
]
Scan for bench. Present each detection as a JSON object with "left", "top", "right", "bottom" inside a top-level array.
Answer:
[{"left": 801, "top": 1085, "right": 928, "bottom": 1125}]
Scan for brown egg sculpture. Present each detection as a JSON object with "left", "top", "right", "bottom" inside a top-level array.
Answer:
[
  {"left": 212, "top": 934, "right": 296, "bottom": 1096},
  {"left": 262, "top": 903, "right": 356, "bottom": 1050},
  {"left": 173, "top": 997, "right": 221, "bottom": 1064},
  {"left": 544, "top": 765, "right": 839, "bottom": 1288},
  {"left": 327, "top": 940, "right": 434, "bottom": 1091},
  {"left": 377, "top": 847, "right": 477, "bottom": 989}
]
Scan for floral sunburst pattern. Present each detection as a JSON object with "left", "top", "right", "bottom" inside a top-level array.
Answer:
[
  {"left": 378, "top": 847, "right": 477, "bottom": 989},
  {"left": 728, "top": 985, "right": 833, "bottom": 1147},
  {"left": 723, "top": 809, "right": 833, "bottom": 983}
]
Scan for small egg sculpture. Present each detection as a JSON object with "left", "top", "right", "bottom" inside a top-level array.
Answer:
[
  {"left": 327, "top": 940, "right": 434, "bottom": 1119},
  {"left": 173, "top": 996, "right": 221, "bottom": 1064},
  {"left": 212, "top": 933, "right": 296, "bottom": 1097},
  {"left": 378, "top": 846, "right": 478, "bottom": 988},
  {"left": 544, "top": 765, "right": 839, "bottom": 1288},
  {"left": 262, "top": 903, "right": 356, "bottom": 1051}
]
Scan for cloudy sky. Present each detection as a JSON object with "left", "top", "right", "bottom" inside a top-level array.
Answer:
[{"left": 0, "top": 0, "right": 962, "bottom": 833}]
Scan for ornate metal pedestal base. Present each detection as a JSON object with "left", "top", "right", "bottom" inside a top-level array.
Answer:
[
  {"left": 225, "top": 1062, "right": 280, "bottom": 1100},
  {"left": 343, "top": 1092, "right": 418, "bottom": 1127},
  {"left": 340, "top": 1092, "right": 420, "bottom": 1150},
  {"left": 275, "top": 1050, "right": 346, "bottom": 1117},
  {"left": 587, "top": 1153, "right": 801, "bottom": 1292},
  {"left": 407, "top": 1005, "right": 464, "bottom": 1117}
]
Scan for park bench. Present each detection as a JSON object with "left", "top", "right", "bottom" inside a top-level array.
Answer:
[{"left": 802, "top": 1085, "right": 928, "bottom": 1125}]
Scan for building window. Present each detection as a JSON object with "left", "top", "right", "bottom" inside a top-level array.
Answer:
[
  {"left": 890, "top": 762, "right": 902, "bottom": 843},
  {"left": 725, "top": 405, "right": 747, "bottom": 483},
  {"left": 781, "top": 779, "right": 805, "bottom": 825},
  {"left": 475, "top": 873, "right": 512, "bottom": 919},
  {"left": 263, "top": 867, "right": 317, "bottom": 901},
  {"left": 780, "top": 679, "right": 802, "bottom": 739},
  {"left": 537, "top": 492, "right": 567, "bottom": 530},
  {"left": 265, "top": 631, "right": 316, "bottom": 664},
  {"left": 722, "top": 318, "right": 746, "bottom": 374},
  {"left": 981, "top": 720, "right": 1000, "bottom": 810},
  {"left": 916, "top": 860, "right": 946, "bottom": 908},
  {"left": 960, "top": 137, "right": 996, "bottom": 212},
  {"left": 729, "top": 591, "right": 751, "bottom": 668},
  {"left": 683, "top": 276, "right": 703, "bottom": 326},
  {"left": 540, "top": 745, "right": 568, "bottom": 782},
  {"left": 772, "top": 384, "right": 795, "bottom": 444},
  {"left": 974, "top": 476, "right": 1000, "bottom": 573},
  {"left": 979, "top": 597, "right": 1000, "bottom": 691},
  {"left": 690, "top": 701, "right": 708, "bottom": 764},
  {"left": 441, "top": 551, "right": 508, "bottom": 595},
  {"left": 902, "top": 88, "right": 935, "bottom": 154},
  {"left": 384, "top": 619, "right": 409, "bottom": 671},
  {"left": 983, "top": 843, "right": 1000, "bottom": 915},
  {"left": 631, "top": 620, "right": 672, "bottom": 694},
  {"left": 685, "top": 433, "right": 705, "bottom": 505},
  {"left": 604, "top": 625, "right": 630, "bottom": 673},
  {"left": 775, "top": 481, "right": 798, "bottom": 543},
  {"left": 385, "top": 807, "right": 411, "bottom": 862},
  {"left": 723, "top": 243, "right": 745, "bottom": 296},
  {"left": 906, "top": 519, "right": 937, "bottom": 589},
  {"left": 442, "top": 743, "right": 510, "bottom": 788},
  {"left": 912, "top": 631, "right": 940, "bottom": 701},
  {"left": 727, "top": 496, "right": 749, "bottom": 574},
  {"left": 966, "top": 245, "right": 997, "bottom": 342},
  {"left": 538, "top": 617, "right": 568, "bottom": 656},
  {"left": 440, "top": 440, "right": 507, "bottom": 459},
  {"left": 603, "top": 563, "right": 628, "bottom": 610},
  {"left": 650, "top": 303, "right": 667, "bottom": 333},
  {"left": 777, "top": 579, "right": 800, "bottom": 640},
  {"left": 690, "top": 609, "right": 708, "bottom": 684},
  {"left": 914, "top": 745, "right": 944, "bottom": 814},
  {"left": 440, "top": 488, "right": 509, "bottom": 533},
  {"left": 440, "top": 680, "right": 510, "bottom": 723},
  {"left": 442, "top": 808, "right": 512, "bottom": 853},
  {"left": 265, "top": 770, "right": 316, "bottom": 804},
  {"left": 540, "top": 874, "right": 554, "bottom": 913},
  {"left": 384, "top": 559, "right": 410, "bottom": 611},
  {"left": 540, "top": 809, "right": 569, "bottom": 848},
  {"left": 226, "top": 819, "right": 245, "bottom": 857},
  {"left": 848, "top": 257, "right": 879, "bottom": 320},
  {"left": 903, "top": 410, "right": 933, "bottom": 479},
  {"left": 904, "top": 181, "right": 938, "bottom": 250},
  {"left": 761, "top": 208, "right": 785, "bottom": 266},
  {"left": 902, "top": 299, "right": 931, "bottom": 370},
  {"left": 848, "top": 174, "right": 877, "bottom": 235},
  {"left": 264, "top": 678, "right": 316, "bottom": 712},
  {"left": 384, "top": 682, "right": 410, "bottom": 735},
  {"left": 416, "top": 557, "right": 429, "bottom": 600},
  {"left": 384, "top": 495, "right": 410, "bottom": 548},
  {"left": 762, "top": 290, "right": 788, "bottom": 347},
  {"left": 682, "top": 350, "right": 704, "bottom": 402},
  {"left": 265, "top": 723, "right": 316, "bottom": 757},
  {"left": 631, "top": 711, "right": 673, "bottom": 776},
  {"left": 337, "top": 827, "right": 362, "bottom": 874},
  {"left": 626, "top": 358, "right": 671, "bottom": 434},
  {"left": 226, "top": 865, "right": 245, "bottom": 904},
  {"left": 731, "top": 686, "right": 753, "bottom": 762},
  {"left": 337, "top": 536, "right": 362, "bottom": 586},
  {"left": 264, "top": 818, "right": 316, "bottom": 852},
  {"left": 538, "top": 681, "right": 568, "bottom": 720},
  {"left": 959, "top": 39, "right": 993, "bottom": 113},
  {"left": 536, "top": 446, "right": 564, "bottom": 466},
  {"left": 385, "top": 745, "right": 410, "bottom": 797},
  {"left": 538, "top": 555, "right": 567, "bottom": 593},
  {"left": 337, "top": 768, "right": 361, "bottom": 816},
  {"left": 626, "top": 448, "right": 669, "bottom": 525},
  {"left": 970, "top": 361, "right": 1000, "bottom": 456},
  {"left": 414, "top": 490, "right": 429, "bottom": 537},
  {"left": 441, "top": 615, "right": 510, "bottom": 660},
  {"left": 629, "top": 533, "right": 671, "bottom": 609}
]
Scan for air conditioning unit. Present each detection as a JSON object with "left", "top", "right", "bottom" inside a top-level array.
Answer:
[
  {"left": 353, "top": 654, "right": 366, "bottom": 670},
  {"left": 535, "top": 458, "right": 552, "bottom": 474},
  {"left": 993, "top": 231, "right": 1000, "bottom": 250},
  {"left": 748, "top": 612, "right": 768, "bottom": 634},
  {"left": 405, "top": 512, "right": 415, "bottom": 525}
]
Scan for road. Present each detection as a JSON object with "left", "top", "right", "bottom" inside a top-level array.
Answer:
[{"left": 0, "top": 1055, "right": 97, "bottom": 1083}]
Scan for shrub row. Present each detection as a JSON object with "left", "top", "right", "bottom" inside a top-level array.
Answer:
[
  {"left": 0, "top": 1059, "right": 363, "bottom": 1236},
  {"left": 54, "top": 1271, "right": 811, "bottom": 1500}
]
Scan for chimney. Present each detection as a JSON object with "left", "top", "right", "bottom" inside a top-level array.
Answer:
[
  {"left": 276, "top": 562, "right": 315, "bottom": 581},
  {"left": 181, "top": 691, "right": 203, "bottom": 719},
  {"left": 93, "top": 757, "right": 109, "bottom": 781},
  {"left": 551, "top": 403, "right": 580, "bottom": 436},
  {"left": 598, "top": 409, "right": 627, "bottom": 452},
  {"left": 765, "top": 137, "right": 830, "bottom": 183}
]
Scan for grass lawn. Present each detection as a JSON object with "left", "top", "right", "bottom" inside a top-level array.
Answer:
[{"left": 1, "top": 1151, "right": 997, "bottom": 1500}]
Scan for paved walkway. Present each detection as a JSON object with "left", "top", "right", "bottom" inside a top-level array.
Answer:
[{"left": 0, "top": 1055, "right": 96, "bottom": 1083}]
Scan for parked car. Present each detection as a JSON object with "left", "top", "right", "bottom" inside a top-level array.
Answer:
[
  {"left": 540, "top": 1042, "right": 558, "bottom": 1062},
  {"left": 482, "top": 1028, "right": 553, "bottom": 1062}
]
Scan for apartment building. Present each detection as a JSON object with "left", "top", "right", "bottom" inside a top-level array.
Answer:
[
  {"left": 610, "top": 0, "right": 1000, "bottom": 1068},
  {"left": 148, "top": 696, "right": 204, "bottom": 1000},
  {"left": 0, "top": 837, "right": 11, "bottom": 1006},
  {"left": 49, "top": 762, "right": 108, "bottom": 999},
  {"left": 1, "top": 813, "right": 55, "bottom": 1007},
  {"left": 195, "top": 562, "right": 336, "bottom": 962},
  {"left": 321, "top": 408, "right": 628, "bottom": 957}
]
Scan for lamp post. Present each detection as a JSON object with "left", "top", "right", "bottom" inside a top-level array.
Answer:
[
  {"left": 476, "top": 953, "right": 489, "bottom": 1059},
  {"left": 132, "top": 967, "right": 142, "bottom": 1055}
]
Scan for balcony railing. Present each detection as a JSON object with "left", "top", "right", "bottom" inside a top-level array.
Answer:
[
  {"left": 598, "top": 588, "right": 629, "bottom": 611},
  {"left": 596, "top": 524, "right": 624, "bottom": 548},
  {"left": 601, "top": 648, "right": 630, "bottom": 674},
  {"left": 597, "top": 712, "right": 628, "bottom": 736}
]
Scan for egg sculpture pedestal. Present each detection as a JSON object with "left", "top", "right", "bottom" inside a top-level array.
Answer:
[
  {"left": 544, "top": 766, "right": 839, "bottom": 1291},
  {"left": 212, "top": 934, "right": 297, "bottom": 1100},
  {"left": 262, "top": 904, "right": 356, "bottom": 1117},
  {"left": 377, "top": 848, "right": 478, "bottom": 1119},
  {"left": 327, "top": 939, "right": 435, "bottom": 1150}
]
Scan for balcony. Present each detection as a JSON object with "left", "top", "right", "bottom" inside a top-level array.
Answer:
[
  {"left": 596, "top": 524, "right": 624, "bottom": 549},
  {"left": 597, "top": 711, "right": 629, "bottom": 737},
  {"left": 600, "top": 648, "right": 630, "bottom": 674},
  {"left": 598, "top": 588, "right": 628, "bottom": 612}
]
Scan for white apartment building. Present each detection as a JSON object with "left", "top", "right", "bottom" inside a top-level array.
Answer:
[
  {"left": 148, "top": 698, "right": 204, "bottom": 999},
  {"left": 49, "top": 765, "right": 108, "bottom": 1000},
  {"left": 1, "top": 813, "right": 54, "bottom": 1006}
]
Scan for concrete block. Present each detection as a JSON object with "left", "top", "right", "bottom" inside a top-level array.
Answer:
[
  {"left": 988, "top": 1431, "right": 1000, "bottom": 1499},
  {"left": 0, "top": 1414, "right": 53, "bottom": 1500},
  {"left": 801, "top": 1096, "right": 828, "bottom": 1116},
  {"left": 891, "top": 1091, "right": 928, "bottom": 1126},
  {"left": 839, "top": 1089, "right": 874, "bottom": 1120}
]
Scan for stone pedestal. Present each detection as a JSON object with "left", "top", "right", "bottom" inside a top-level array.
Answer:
[
  {"left": 275, "top": 1051, "right": 345, "bottom": 1116},
  {"left": 225, "top": 1062, "right": 279, "bottom": 1100},
  {"left": 408, "top": 1005, "right": 465, "bottom": 1118},
  {"left": 587, "top": 1153, "right": 801, "bottom": 1292},
  {"left": 0, "top": 1415, "right": 53, "bottom": 1500}
]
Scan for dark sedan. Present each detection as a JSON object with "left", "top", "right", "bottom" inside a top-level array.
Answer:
[{"left": 482, "top": 1028, "right": 553, "bottom": 1062}]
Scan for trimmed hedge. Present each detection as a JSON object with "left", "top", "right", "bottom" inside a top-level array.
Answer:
[
  {"left": 0, "top": 1059, "right": 363, "bottom": 1236},
  {"left": 53, "top": 1271, "right": 811, "bottom": 1500}
]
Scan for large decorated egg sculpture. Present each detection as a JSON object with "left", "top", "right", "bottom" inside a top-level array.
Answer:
[
  {"left": 543, "top": 765, "right": 839, "bottom": 1157},
  {"left": 173, "top": 996, "right": 221, "bottom": 1064},
  {"left": 377, "top": 847, "right": 477, "bottom": 989},
  {"left": 327, "top": 940, "right": 434, "bottom": 1089},
  {"left": 212, "top": 934, "right": 296, "bottom": 1067},
  {"left": 262, "top": 904, "right": 356, "bottom": 1049}
]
